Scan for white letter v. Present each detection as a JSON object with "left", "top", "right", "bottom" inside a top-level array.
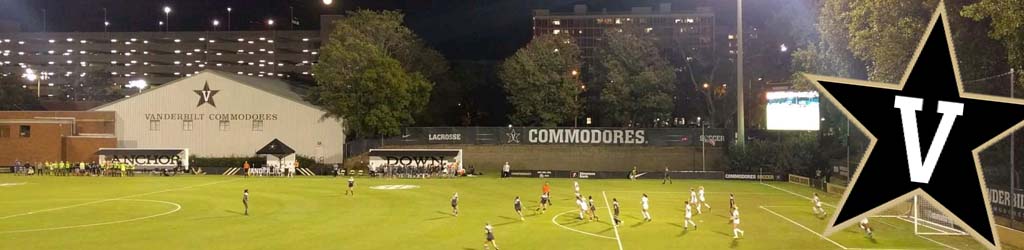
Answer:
[{"left": 893, "top": 95, "right": 963, "bottom": 184}]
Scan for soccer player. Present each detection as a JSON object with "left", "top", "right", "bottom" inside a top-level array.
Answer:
[
  {"left": 729, "top": 193, "right": 736, "bottom": 211},
  {"left": 612, "top": 198, "right": 622, "bottom": 226},
  {"left": 514, "top": 196, "right": 525, "bottom": 220},
  {"left": 537, "top": 192, "right": 549, "bottom": 214},
  {"left": 641, "top": 194, "right": 652, "bottom": 222},
  {"left": 588, "top": 196, "right": 599, "bottom": 221},
  {"left": 484, "top": 223, "right": 499, "bottom": 250},
  {"left": 662, "top": 167, "right": 672, "bottom": 184},
  {"left": 573, "top": 181, "right": 581, "bottom": 197},
  {"left": 698, "top": 186, "right": 711, "bottom": 212},
  {"left": 451, "top": 192, "right": 460, "bottom": 217},
  {"left": 577, "top": 195, "right": 591, "bottom": 221},
  {"left": 684, "top": 201, "right": 697, "bottom": 231},
  {"left": 690, "top": 188, "right": 701, "bottom": 214},
  {"left": 813, "top": 193, "right": 826, "bottom": 217},
  {"left": 732, "top": 206, "right": 745, "bottom": 239},
  {"left": 242, "top": 189, "right": 249, "bottom": 216},
  {"left": 859, "top": 217, "right": 873, "bottom": 238},
  {"left": 542, "top": 181, "right": 553, "bottom": 206},
  {"left": 346, "top": 176, "right": 355, "bottom": 196}
]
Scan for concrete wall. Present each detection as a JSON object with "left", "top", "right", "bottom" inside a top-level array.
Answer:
[{"left": 355, "top": 144, "right": 725, "bottom": 173}]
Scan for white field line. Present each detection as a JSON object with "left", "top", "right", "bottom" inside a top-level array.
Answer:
[
  {"left": 760, "top": 205, "right": 848, "bottom": 250},
  {"left": 550, "top": 210, "right": 617, "bottom": 240},
  {"left": 763, "top": 182, "right": 962, "bottom": 250},
  {"left": 0, "top": 199, "right": 181, "bottom": 234},
  {"left": 602, "top": 191, "right": 624, "bottom": 250},
  {"left": 760, "top": 182, "right": 837, "bottom": 208},
  {"left": 892, "top": 217, "right": 961, "bottom": 250},
  {"left": 0, "top": 178, "right": 238, "bottom": 220},
  {"left": 603, "top": 190, "right": 784, "bottom": 195}
]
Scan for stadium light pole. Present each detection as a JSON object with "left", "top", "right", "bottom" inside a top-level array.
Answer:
[
  {"left": 163, "top": 6, "right": 171, "bottom": 32},
  {"left": 227, "top": 7, "right": 232, "bottom": 31},
  {"left": 736, "top": 0, "right": 746, "bottom": 148},
  {"left": 103, "top": 8, "right": 108, "bottom": 32},
  {"left": 1011, "top": 67, "right": 1017, "bottom": 223},
  {"left": 212, "top": 19, "right": 220, "bottom": 31}
]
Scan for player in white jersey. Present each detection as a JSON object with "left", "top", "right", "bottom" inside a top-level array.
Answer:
[
  {"left": 641, "top": 194, "right": 652, "bottom": 222},
  {"left": 732, "top": 206, "right": 745, "bottom": 239},
  {"left": 577, "top": 195, "right": 591, "bottom": 221},
  {"left": 684, "top": 201, "right": 697, "bottom": 231},
  {"left": 698, "top": 186, "right": 711, "bottom": 212},
  {"left": 573, "top": 181, "right": 581, "bottom": 197},
  {"left": 690, "top": 188, "right": 701, "bottom": 214},
  {"left": 812, "top": 193, "right": 826, "bottom": 217},
  {"left": 859, "top": 217, "right": 873, "bottom": 238},
  {"left": 484, "top": 223, "right": 499, "bottom": 250}
]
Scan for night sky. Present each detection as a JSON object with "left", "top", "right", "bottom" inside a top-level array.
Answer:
[{"left": 0, "top": 0, "right": 758, "bottom": 60}]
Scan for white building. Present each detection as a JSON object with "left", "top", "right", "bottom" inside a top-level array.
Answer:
[{"left": 92, "top": 70, "right": 345, "bottom": 163}]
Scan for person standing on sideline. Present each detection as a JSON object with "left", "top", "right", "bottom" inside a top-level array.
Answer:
[
  {"left": 662, "top": 167, "right": 672, "bottom": 184},
  {"left": 502, "top": 162, "right": 511, "bottom": 178},
  {"left": 542, "top": 181, "right": 552, "bottom": 206},
  {"left": 630, "top": 166, "right": 638, "bottom": 181},
  {"left": 242, "top": 189, "right": 249, "bottom": 216},
  {"left": 243, "top": 161, "right": 250, "bottom": 178}
]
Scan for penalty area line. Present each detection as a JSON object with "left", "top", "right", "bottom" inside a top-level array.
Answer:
[
  {"left": 602, "top": 191, "right": 624, "bottom": 250},
  {"left": 760, "top": 205, "right": 848, "bottom": 250}
]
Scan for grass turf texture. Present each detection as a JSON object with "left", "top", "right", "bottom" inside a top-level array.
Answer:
[{"left": 0, "top": 175, "right": 997, "bottom": 250}]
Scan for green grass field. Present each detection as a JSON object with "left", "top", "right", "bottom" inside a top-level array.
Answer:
[{"left": 0, "top": 175, "right": 996, "bottom": 249}]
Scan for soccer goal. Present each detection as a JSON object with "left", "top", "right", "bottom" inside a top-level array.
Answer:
[{"left": 873, "top": 195, "right": 969, "bottom": 236}]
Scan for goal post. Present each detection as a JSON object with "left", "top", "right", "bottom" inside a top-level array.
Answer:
[
  {"left": 913, "top": 195, "right": 969, "bottom": 236},
  {"left": 788, "top": 174, "right": 810, "bottom": 186}
]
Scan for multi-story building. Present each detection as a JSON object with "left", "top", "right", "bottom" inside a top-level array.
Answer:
[
  {"left": 0, "top": 29, "right": 320, "bottom": 101},
  {"left": 532, "top": 4, "right": 715, "bottom": 59}
]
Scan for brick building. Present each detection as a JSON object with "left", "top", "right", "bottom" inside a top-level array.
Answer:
[{"left": 0, "top": 111, "right": 116, "bottom": 165}]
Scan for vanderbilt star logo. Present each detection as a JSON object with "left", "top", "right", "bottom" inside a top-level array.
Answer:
[
  {"left": 506, "top": 127, "right": 521, "bottom": 144},
  {"left": 194, "top": 82, "right": 220, "bottom": 108},
  {"left": 805, "top": 3, "right": 1024, "bottom": 249}
]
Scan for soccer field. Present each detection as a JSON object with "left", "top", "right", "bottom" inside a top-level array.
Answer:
[{"left": 0, "top": 175, "right": 996, "bottom": 250}]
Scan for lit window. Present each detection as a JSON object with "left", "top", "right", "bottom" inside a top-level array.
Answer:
[
  {"left": 552, "top": 29, "right": 560, "bottom": 34},
  {"left": 19, "top": 125, "right": 30, "bottom": 137},
  {"left": 252, "top": 120, "right": 264, "bottom": 132},
  {"left": 219, "top": 120, "right": 230, "bottom": 131},
  {"left": 552, "top": 20, "right": 561, "bottom": 25},
  {"left": 183, "top": 120, "right": 193, "bottom": 131},
  {"left": 149, "top": 120, "right": 160, "bottom": 131}
]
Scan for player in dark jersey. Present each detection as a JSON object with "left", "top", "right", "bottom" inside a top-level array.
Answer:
[
  {"left": 242, "top": 189, "right": 249, "bottom": 216},
  {"left": 728, "top": 193, "right": 736, "bottom": 224},
  {"left": 537, "top": 193, "right": 549, "bottom": 214},
  {"left": 484, "top": 223, "right": 499, "bottom": 250},
  {"left": 451, "top": 192, "right": 459, "bottom": 216},
  {"left": 345, "top": 176, "right": 355, "bottom": 196},
  {"left": 588, "top": 196, "right": 599, "bottom": 221},
  {"left": 514, "top": 196, "right": 524, "bottom": 220},
  {"left": 612, "top": 198, "right": 622, "bottom": 226}
]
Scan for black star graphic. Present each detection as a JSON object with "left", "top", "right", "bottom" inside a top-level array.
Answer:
[
  {"left": 808, "top": 4, "right": 1024, "bottom": 248},
  {"left": 194, "top": 82, "right": 220, "bottom": 107}
]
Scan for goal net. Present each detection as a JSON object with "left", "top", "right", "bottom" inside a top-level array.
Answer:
[{"left": 872, "top": 195, "right": 968, "bottom": 236}]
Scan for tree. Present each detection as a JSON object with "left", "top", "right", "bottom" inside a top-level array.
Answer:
[
  {"left": 846, "top": 0, "right": 938, "bottom": 83},
  {"left": 593, "top": 28, "right": 677, "bottom": 127},
  {"left": 0, "top": 76, "right": 42, "bottom": 110},
  {"left": 498, "top": 34, "right": 582, "bottom": 127},
  {"left": 962, "top": 0, "right": 1024, "bottom": 89},
  {"left": 312, "top": 10, "right": 435, "bottom": 138},
  {"left": 64, "top": 68, "right": 122, "bottom": 102}
]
